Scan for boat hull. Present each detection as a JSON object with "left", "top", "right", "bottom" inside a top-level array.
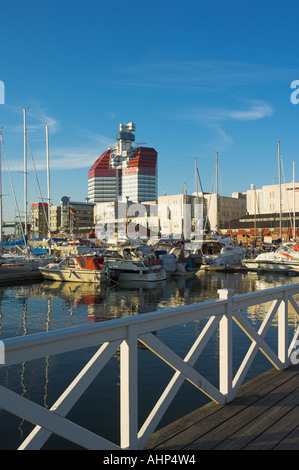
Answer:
[
  {"left": 39, "top": 267, "right": 108, "bottom": 283},
  {"left": 117, "top": 268, "right": 166, "bottom": 282},
  {"left": 119, "top": 272, "right": 167, "bottom": 282},
  {"left": 242, "top": 259, "right": 299, "bottom": 273},
  {"left": 106, "top": 260, "right": 167, "bottom": 282},
  {"left": 204, "top": 250, "right": 245, "bottom": 267},
  {"left": 242, "top": 242, "right": 299, "bottom": 274}
]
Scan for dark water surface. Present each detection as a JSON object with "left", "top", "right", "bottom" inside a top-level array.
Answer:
[{"left": 0, "top": 270, "right": 298, "bottom": 449}]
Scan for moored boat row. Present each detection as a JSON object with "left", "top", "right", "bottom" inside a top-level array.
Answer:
[
  {"left": 38, "top": 242, "right": 168, "bottom": 284},
  {"left": 3, "top": 234, "right": 299, "bottom": 288}
]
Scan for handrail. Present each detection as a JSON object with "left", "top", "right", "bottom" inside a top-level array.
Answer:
[{"left": 0, "top": 282, "right": 299, "bottom": 450}]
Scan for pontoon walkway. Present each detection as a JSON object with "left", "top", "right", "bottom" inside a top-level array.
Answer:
[{"left": 147, "top": 363, "right": 299, "bottom": 450}]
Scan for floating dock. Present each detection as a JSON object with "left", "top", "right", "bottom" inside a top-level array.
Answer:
[
  {"left": 0, "top": 266, "right": 43, "bottom": 286},
  {"left": 199, "top": 264, "right": 249, "bottom": 273}
]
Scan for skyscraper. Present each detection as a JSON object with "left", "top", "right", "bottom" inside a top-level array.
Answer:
[{"left": 88, "top": 123, "right": 158, "bottom": 204}]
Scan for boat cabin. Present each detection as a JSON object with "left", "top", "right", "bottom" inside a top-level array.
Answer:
[{"left": 64, "top": 256, "right": 106, "bottom": 270}]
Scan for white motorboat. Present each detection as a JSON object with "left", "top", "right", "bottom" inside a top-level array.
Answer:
[
  {"left": 103, "top": 245, "right": 167, "bottom": 282},
  {"left": 242, "top": 242, "right": 299, "bottom": 273},
  {"left": 39, "top": 255, "right": 119, "bottom": 283},
  {"left": 201, "top": 235, "right": 246, "bottom": 267}
]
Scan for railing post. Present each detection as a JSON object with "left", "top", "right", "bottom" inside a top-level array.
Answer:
[
  {"left": 218, "top": 289, "right": 233, "bottom": 402},
  {"left": 120, "top": 324, "right": 138, "bottom": 449},
  {"left": 278, "top": 290, "right": 289, "bottom": 368}
]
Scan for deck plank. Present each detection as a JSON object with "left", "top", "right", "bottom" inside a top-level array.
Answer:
[
  {"left": 273, "top": 425, "right": 299, "bottom": 450},
  {"left": 146, "top": 364, "right": 299, "bottom": 451},
  {"left": 205, "top": 380, "right": 299, "bottom": 450},
  {"left": 244, "top": 405, "right": 299, "bottom": 450}
]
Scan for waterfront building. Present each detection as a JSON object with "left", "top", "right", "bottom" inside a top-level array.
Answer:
[
  {"left": 94, "top": 193, "right": 205, "bottom": 240},
  {"left": 219, "top": 211, "right": 299, "bottom": 244},
  {"left": 191, "top": 191, "right": 247, "bottom": 233},
  {"left": 246, "top": 182, "right": 299, "bottom": 216},
  {"left": 88, "top": 123, "right": 158, "bottom": 204},
  {"left": 157, "top": 193, "right": 205, "bottom": 239},
  {"left": 218, "top": 182, "right": 299, "bottom": 244},
  {"left": 49, "top": 205, "right": 61, "bottom": 234},
  {"left": 94, "top": 199, "right": 158, "bottom": 240},
  {"left": 31, "top": 199, "right": 95, "bottom": 237},
  {"left": 59, "top": 197, "right": 95, "bottom": 236}
]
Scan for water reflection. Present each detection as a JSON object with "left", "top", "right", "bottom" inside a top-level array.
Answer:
[
  {"left": 0, "top": 271, "right": 298, "bottom": 449},
  {"left": 1, "top": 271, "right": 298, "bottom": 336}
]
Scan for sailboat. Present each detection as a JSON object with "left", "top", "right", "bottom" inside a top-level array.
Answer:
[
  {"left": 0, "top": 111, "right": 55, "bottom": 269},
  {"left": 188, "top": 153, "right": 246, "bottom": 266}
]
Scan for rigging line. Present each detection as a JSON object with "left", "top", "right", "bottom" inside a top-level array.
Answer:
[
  {"left": 26, "top": 134, "right": 50, "bottom": 233},
  {"left": 217, "top": 161, "right": 224, "bottom": 199},
  {"left": 204, "top": 163, "right": 216, "bottom": 233},
  {"left": 0, "top": 132, "right": 27, "bottom": 244},
  {"left": 196, "top": 165, "right": 206, "bottom": 232}
]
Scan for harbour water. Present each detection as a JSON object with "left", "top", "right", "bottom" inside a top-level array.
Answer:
[{"left": 0, "top": 270, "right": 298, "bottom": 450}]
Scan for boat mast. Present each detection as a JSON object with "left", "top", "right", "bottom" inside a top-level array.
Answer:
[
  {"left": 278, "top": 140, "right": 282, "bottom": 240},
  {"left": 46, "top": 124, "right": 51, "bottom": 237},
  {"left": 0, "top": 132, "right": 2, "bottom": 254},
  {"left": 253, "top": 185, "right": 257, "bottom": 242},
  {"left": 195, "top": 158, "right": 199, "bottom": 236},
  {"left": 194, "top": 157, "right": 205, "bottom": 237},
  {"left": 23, "top": 108, "right": 28, "bottom": 240},
  {"left": 215, "top": 151, "right": 218, "bottom": 232},
  {"left": 293, "top": 160, "right": 296, "bottom": 239},
  {"left": 195, "top": 158, "right": 198, "bottom": 201}
]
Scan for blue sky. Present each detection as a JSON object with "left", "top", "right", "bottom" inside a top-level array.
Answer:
[{"left": 0, "top": 0, "right": 298, "bottom": 222}]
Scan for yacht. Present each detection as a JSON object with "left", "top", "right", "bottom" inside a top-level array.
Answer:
[
  {"left": 242, "top": 242, "right": 299, "bottom": 273},
  {"left": 103, "top": 245, "right": 167, "bottom": 282},
  {"left": 39, "top": 255, "right": 119, "bottom": 283},
  {"left": 201, "top": 235, "right": 246, "bottom": 267}
]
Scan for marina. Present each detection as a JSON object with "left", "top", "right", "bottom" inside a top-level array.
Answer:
[
  {"left": 0, "top": 113, "right": 299, "bottom": 449},
  {"left": 0, "top": 268, "right": 298, "bottom": 450},
  {"left": 1, "top": 0, "right": 299, "bottom": 454}
]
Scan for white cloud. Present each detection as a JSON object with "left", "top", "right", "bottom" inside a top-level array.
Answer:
[
  {"left": 43, "top": 147, "right": 100, "bottom": 170},
  {"left": 101, "top": 60, "right": 298, "bottom": 90},
  {"left": 4, "top": 103, "right": 61, "bottom": 134},
  {"left": 174, "top": 100, "right": 273, "bottom": 149},
  {"left": 223, "top": 102, "right": 274, "bottom": 121},
  {"left": 212, "top": 123, "right": 234, "bottom": 144},
  {"left": 0, "top": 104, "right": 114, "bottom": 172},
  {"left": 6, "top": 144, "right": 105, "bottom": 173},
  {"left": 181, "top": 100, "right": 274, "bottom": 123}
]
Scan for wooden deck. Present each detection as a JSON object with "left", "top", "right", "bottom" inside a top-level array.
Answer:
[{"left": 147, "top": 363, "right": 299, "bottom": 450}]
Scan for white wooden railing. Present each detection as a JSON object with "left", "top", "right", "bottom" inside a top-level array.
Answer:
[{"left": 1, "top": 283, "right": 299, "bottom": 450}]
